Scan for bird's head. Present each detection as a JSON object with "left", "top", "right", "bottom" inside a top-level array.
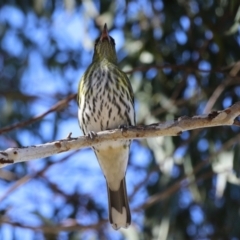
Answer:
[{"left": 93, "top": 24, "right": 117, "bottom": 63}]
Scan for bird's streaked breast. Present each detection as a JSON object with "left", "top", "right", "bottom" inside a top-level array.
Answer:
[{"left": 78, "top": 61, "right": 135, "bottom": 135}]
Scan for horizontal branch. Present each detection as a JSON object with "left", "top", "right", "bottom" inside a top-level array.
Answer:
[
  {"left": 0, "top": 168, "right": 231, "bottom": 233},
  {"left": 0, "top": 102, "right": 240, "bottom": 168},
  {"left": 0, "top": 218, "right": 106, "bottom": 233},
  {"left": 125, "top": 63, "right": 232, "bottom": 75}
]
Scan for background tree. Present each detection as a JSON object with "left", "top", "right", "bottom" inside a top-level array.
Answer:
[{"left": 0, "top": 0, "right": 240, "bottom": 239}]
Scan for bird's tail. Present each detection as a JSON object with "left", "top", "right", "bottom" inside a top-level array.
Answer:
[{"left": 107, "top": 177, "right": 131, "bottom": 230}]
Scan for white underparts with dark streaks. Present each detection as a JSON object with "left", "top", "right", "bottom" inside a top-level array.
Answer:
[
  {"left": 79, "top": 62, "right": 134, "bottom": 135},
  {"left": 78, "top": 57, "right": 135, "bottom": 229}
]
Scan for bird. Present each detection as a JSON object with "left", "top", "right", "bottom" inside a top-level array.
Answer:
[{"left": 77, "top": 23, "right": 135, "bottom": 230}]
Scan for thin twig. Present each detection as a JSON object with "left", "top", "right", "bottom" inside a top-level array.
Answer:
[
  {"left": 204, "top": 78, "right": 240, "bottom": 113},
  {"left": 0, "top": 150, "right": 80, "bottom": 203},
  {"left": 125, "top": 63, "right": 232, "bottom": 75},
  {"left": 136, "top": 132, "right": 240, "bottom": 210},
  {"left": 0, "top": 94, "right": 76, "bottom": 134},
  {"left": 0, "top": 218, "right": 106, "bottom": 233}
]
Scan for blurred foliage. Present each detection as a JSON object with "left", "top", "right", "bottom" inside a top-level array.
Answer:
[{"left": 1, "top": 0, "right": 240, "bottom": 239}]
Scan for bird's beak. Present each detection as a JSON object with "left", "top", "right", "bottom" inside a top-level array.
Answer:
[{"left": 100, "top": 23, "right": 110, "bottom": 41}]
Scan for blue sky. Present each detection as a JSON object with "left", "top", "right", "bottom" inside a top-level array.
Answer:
[
  {"left": 0, "top": 3, "right": 152, "bottom": 239},
  {"left": 0, "top": 1, "right": 219, "bottom": 239}
]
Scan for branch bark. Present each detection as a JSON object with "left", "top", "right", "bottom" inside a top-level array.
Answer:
[{"left": 0, "top": 102, "right": 240, "bottom": 168}]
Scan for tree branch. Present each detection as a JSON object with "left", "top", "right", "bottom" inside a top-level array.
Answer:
[
  {"left": 125, "top": 63, "right": 229, "bottom": 75},
  {"left": 0, "top": 102, "right": 239, "bottom": 168},
  {"left": 0, "top": 218, "right": 106, "bottom": 233},
  {"left": 0, "top": 94, "right": 76, "bottom": 134}
]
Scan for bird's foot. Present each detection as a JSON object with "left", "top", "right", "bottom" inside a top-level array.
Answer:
[
  {"left": 66, "top": 132, "right": 72, "bottom": 139},
  {"left": 118, "top": 124, "right": 134, "bottom": 132},
  {"left": 87, "top": 131, "right": 98, "bottom": 139}
]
